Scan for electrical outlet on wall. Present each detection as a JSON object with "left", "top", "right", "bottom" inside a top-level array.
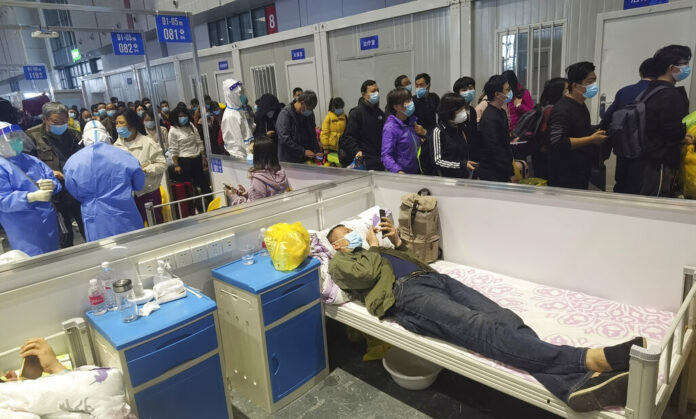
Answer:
[
  {"left": 222, "top": 233, "right": 236, "bottom": 253},
  {"left": 157, "top": 253, "right": 177, "bottom": 270},
  {"left": 174, "top": 248, "right": 193, "bottom": 268},
  {"left": 191, "top": 244, "right": 209, "bottom": 264},
  {"left": 207, "top": 240, "right": 223, "bottom": 258},
  {"left": 137, "top": 259, "right": 157, "bottom": 277}
]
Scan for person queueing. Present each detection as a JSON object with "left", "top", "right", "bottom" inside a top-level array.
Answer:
[
  {"left": 26, "top": 102, "right": 86, "bottom": 248},
  {"left": 477, "top": 75, "right": 516, "bottom": 183},
  {"left": 276, "top": 90, "right": 322, "bottom": 163},
  {"left": 221, "top": 78, "right": 255, "bottom": 159},
  {"left": 381, "top": 88, "right": 424, "bottom": 174},
  {"left": 430, "top": 93, "right": 479, "bottom": 178},
  {"left": 224, "top": 135, "right": 291, "bottom": 205},
  {"left": 62, "top": 120, "right": 144, "bottom": 242},
  {"left": 0, "top": 121, "right": 61, "bottom": 256},
  {"left": 338, "top": 80, "right": 385, "bottom": 170},
  {"left": 502, "top": 70, "right": 535, "bottom": 132},
  {"left": 412, "top": 73, "right": 439, "bottom": 132},
  {"left": 533, "top": 77, "right": 569, "bottom": 180},
  {"left": 143, "top": 110, "right": 169, "bottom": 153},
  {"left": 114, "top": 110, "right": 167, "bottom": 225},
  {"left": 253, "top": 93, "right": 282, "bottom": 140},
  {"left": 169, "top": 106, "right": 212, "bottom": 207},
  {"left": 319, "top": 97, "right": 346, "bottom": 153},
  {"left": 326, "top": 220, "right": 646, "bottom": 413}
]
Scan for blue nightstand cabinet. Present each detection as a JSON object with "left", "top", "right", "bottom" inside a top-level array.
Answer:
[
  {"left": 86, "top": 292, "right": 231, "bottom": 419},
  {"left": 212, "top": 254, "right": 329, "bottom": 413}
]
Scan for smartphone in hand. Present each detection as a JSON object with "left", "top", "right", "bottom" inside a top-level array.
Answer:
[{"left": 20, "top": 355, "right": 42, "bottom": 379}]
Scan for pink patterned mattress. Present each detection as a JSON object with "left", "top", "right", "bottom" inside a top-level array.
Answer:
[{"left": 336, "top": 260, "right": 675, "bottom": 413}]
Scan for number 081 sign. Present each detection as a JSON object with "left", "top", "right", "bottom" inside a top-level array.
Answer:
[{"left": 156, "top": 15, "right": 192, "bottom": 43}]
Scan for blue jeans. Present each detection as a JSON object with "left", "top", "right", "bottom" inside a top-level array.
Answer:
[{"left": 388, "top": 273, "right": 592, "bottom": 402}]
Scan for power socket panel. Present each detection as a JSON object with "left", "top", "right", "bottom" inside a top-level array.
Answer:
[
  {"left": 222, "top": 234, "right": 236, "bottom": 253},
  {"left": 137, "top": 259, "right": 157, "bottom": 277},
  {"left": 191, "top": 244, "right": 209, "bottom": 264},
  {"left": 174, "top": 248, "right": 193, "bottom": 268},
  {"left": 156, "top": 253, "right": 177, "bottom": 270},
  {"left": 207, "top": 240, "right": 223, "bottom": 259}
]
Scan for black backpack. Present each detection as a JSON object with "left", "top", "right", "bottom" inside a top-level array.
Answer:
[
  {"left": 511, "top": 104, "right": 549, "bottom": 142},
  {"left": 609, "top": 85, "right": 668, "bottom": 159}
]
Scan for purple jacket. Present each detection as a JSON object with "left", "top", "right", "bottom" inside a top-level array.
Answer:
[
  {"left": 231, "top": 168, "right": 290, "bottom": 205},
  {"left": 381, "top": 114, "right": 420, "bottom": 174}
]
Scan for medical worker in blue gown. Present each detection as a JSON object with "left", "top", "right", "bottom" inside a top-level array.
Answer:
[
  {"left": 0, "top": 122, "right": 61, "bottom": 256},
  {"left": 63, "top": 120, "right": 145, "bottom": 242}
]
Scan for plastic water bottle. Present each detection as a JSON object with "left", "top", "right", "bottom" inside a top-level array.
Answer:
[
  {"left": 88, "top": 279, "right": 106, "bottom": 315},
  {"left": 259, "top": 227, "right": 269, "bottom": 257},
  {"left": 97, "top": 262, "right": 117, "bottom": 311}
]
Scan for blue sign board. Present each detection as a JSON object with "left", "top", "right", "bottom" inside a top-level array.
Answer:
[
  {"left": 156, "top": 15, "right": 191, "bottom": 43},
  {"left": 210, "top": 158, "right": 223, "bottom": 173},
  {"left": 291, "top": 48, "right": 305, "bottom": 60},
  {"left": 23, "top": 65, "right": 47, "bottom": 80},
  {"left": 360, "top": 35, "right": 379, "bottom": 51},
  {"left": 218, "top": 61, "right": 229, "bottom": 71},
  {"left": 111, "top": 32, "right": 144, "bottom": 55},
  {"left": 127, "top": 77, "right": 133, "bottom": 85},
  {"left": 624, "top": 0, "right": 668, "bottom": 9}
]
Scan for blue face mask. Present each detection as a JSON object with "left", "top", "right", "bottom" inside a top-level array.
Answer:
[
  {"left": 206, "top": 104, "right": 211, "bottom": 110},
  {"left": 338, "top": 231, "right": 363, "bottom": 250},
  {"left": 192, "top": 106, "right": 198, "bottom": 112},
  {"left": 240, "top": 95, "right": 248, "bottom": 105},
  {"left": 144, "top": 121, "right": 155, "bottom": 129},
  {"left": 117, "top": 127, "right": 132, "bottom": 138},
  {"left": 504, "top": 90, "right": 514, "bottom": 103},
  {"left": 369, "top": 92, "right": 380, "bottom": 104},
  {"left": 49, "top": 124, "right": 68, "bottom": 136},
  {"left": 98, "top": 109, "right": 107, "bottom": 117},
  {"left": 415, "top": 87, "right": 427, "bottom": 98},
  {"left": 583, "top": 82, "right": 599, "bottom": 99},
  {"left": 68, "top": 112, "right": 76, "bottom": 119},
  {"left": 403, "top": 101, "right": 416, "bottom": 117},
  {"left": 137, "top": 110, "right": 145, "bottom": 118},
  {"left": 675, "top": 65, "right": 691, "bottom": 82},
  {"left": 106, "top": 110, "right": 116, "bottom": 118},
  {"left": 405, "top": 84, "right": 412, "bottom": 92},
  {"left": 334, "top": 108, "right": 344, "bottom": 115},
  {"left": 9, "top": 138, "right": 23, "bottom": 154},
  {"left": 301, "top": 110, "right": 313, "bottom": 117},
  {"left": 162, "top": 107, "right": 170, "bottom": 114},
  {"left": 179, "top": 116, "right": 189, "bottom": 125},
  {"left": 460, "top": 89, "right": 475, "bottom": 103},
  {"left": 213, "top": 110, "right": 220, "bottom": 116}
]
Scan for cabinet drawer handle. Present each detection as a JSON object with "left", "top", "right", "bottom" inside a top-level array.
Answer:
[
  {"left": 156, "top": 333, "right": 192, "bottom": 350},
  {"left": 281, "top": 283, "right": 305, "bottom": 296}
]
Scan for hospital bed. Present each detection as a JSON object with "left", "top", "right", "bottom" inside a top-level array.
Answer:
[{"left": 1, "top": 162, "right": 695, "bottom": 418}]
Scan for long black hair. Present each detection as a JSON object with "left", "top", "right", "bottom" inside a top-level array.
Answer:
[
  {"left": 120, "top": 109, "right": 146, "bottom": 135},
  {"left": 253, "top": 135, "right": 281, "bottom": 173},
  {"left": 169, "top": 107, "right": 192, "bottom": 128},
  {"left": 539, "top": 78, "right": 568, "bottom": 106},
  {"left": 502, "top": 70, "right": 525, "bottom": 98}
]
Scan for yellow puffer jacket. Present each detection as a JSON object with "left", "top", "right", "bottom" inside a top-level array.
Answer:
[{"left": 320, "top": 111, "right": 346, "bottom": 152}]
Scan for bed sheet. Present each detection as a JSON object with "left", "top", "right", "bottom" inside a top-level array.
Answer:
[{"left": 334, "top": 260, "right": 675, "bottom": 414}]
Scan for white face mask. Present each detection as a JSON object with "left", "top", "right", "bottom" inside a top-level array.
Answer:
[{"left": 453, "top": 109, "right": 468, "bottom": 124}]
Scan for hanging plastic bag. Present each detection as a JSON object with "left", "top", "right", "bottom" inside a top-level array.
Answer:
[
  {"left": 346, "top": 157, "right": 365, "bottom": 170},
  {"left": 264, "top": 222, "right": 310, "bottom": 271}
]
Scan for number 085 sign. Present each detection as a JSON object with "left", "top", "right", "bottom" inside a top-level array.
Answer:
[{"left": 156, "top": 15, "right": 192, "bottom": 43}]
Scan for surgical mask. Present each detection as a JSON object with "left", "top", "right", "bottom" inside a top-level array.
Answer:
[
  {"left": 179, "top": 116, "right": 189, "bottom": 125},
  {"left": 49, "top": 124, "right": 68, "bottom": 136},
  {"left": 504, "top": 90, "right": 513, "bottom": 103},
  {"left": 240, "top": 95, "right": 248, "bottom": 105},
  {"left": 144, "top": 121, "right": 155, "bottom": 129},
  {"left": 336, "top": 231, "right": 363, "bottom": 250},
  {"left": 675, "top": 64, "right": 691, "bottom": 82},
  {"left": 460, "top": 89, "right": 475, "bottom": 103},
  {"left": 416, "top": 87, "right": 427, "bottom": 98},
  {"left": 68, "top": 112, "right": 76, "bottom": 119},
  {"left": 301, "top": 110, "right": 313, "bottom": 117},
  {"left": 254, "top": 105, "right": 259, "bottom": 112},
  {"left": 405, "top": 84, "right": 412, "bottom": 92},
  {"left": 403, "top": 101, "right": 415, "bottom": 117},
  {"left": 453, "top": 109, "right": 468, "bottom": 124},
  {"left": 137, "top": 110, "right": 145, "bottom": 118},
  {"left": 162, "top": 107, "right": 170, "bottom": 113},
  {"left": 192, "top": 106, "right": 198, "bottom": 112},
  {"left": 213, "top": 110, "right": 220, "bottom": 116},
  {"left": 334, "top": 108, "right": 344, "bottom": 115},
  {"left": 368, "top": 91, "right": 380, "bottom": 104},
  {"left": 83, "top": 117, "right": 92, "bottom": 123},
  {"left": 107, "top": 110, "right": 116, "bottom": 118},
  {"left": 9, "top": 138, "right": 23, "bottom": 154},
  {"left": 145, "top": 103, "right": 152, "bottom": 109},
  {"left": 267, "top": 110, "right": 274, "bottom": 118},
  {"left": 117, "top": 127, "right": 132, "bottom": 138},
  {"left": 98, "top": 109, "right": 107, "bottom": 117},
  {"left": 583, "top": 82, "right": 599, "bottom": 99}
]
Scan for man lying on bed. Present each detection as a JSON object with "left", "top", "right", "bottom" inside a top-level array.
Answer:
[{"left": 327, "top": 218, "right": 645, "bottom": 412}]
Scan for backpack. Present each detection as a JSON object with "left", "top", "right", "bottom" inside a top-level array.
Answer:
[
  {"left": 609, "top": 85, "right": 668, "bottom": 159},
  {"left": 511, "top": 104, "right": 549, "bottom": 142},
  {"left": 397, "top": 189, "right": 440, "bottom": 264},
  {"left": 337, "top": 106, "right": 359, "bottom": 167}
]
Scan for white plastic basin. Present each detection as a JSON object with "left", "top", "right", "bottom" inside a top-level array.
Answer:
[{"left": 382, "top": 347, "right": 443, "bottom": 390}]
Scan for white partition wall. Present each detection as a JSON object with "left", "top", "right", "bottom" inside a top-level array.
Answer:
[
  {"left": 107, "top": 69, "right": 139, "bottom": 103},
  {"left": 179, "top": 47, "right": 235, "bottom": 103}
]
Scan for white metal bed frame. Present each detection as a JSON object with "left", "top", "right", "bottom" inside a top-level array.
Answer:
[{"left": 325, "top": 266, "right": 696, "bottom": 419}]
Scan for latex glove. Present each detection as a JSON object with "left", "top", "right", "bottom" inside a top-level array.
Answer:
[
  {"left": 139, "top": 300, "right": 160, "bottom": 317},
  {"left": 27, "top": 190, "right": 53, "bottom": 203},
  {"left": 37, "top": 179, "right": 55, "bottom": 192}
]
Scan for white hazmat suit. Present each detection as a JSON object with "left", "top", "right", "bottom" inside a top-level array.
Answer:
[{"left": 221, "top": 78, "right": 254, "bottom": 159}]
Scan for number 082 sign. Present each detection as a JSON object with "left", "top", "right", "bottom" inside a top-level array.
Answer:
[
  {"left": 111, "top": 32, "right": 144, "bottom": 56},
  {"left": 156, "top": 15, "right": 192, "bottom": 43}
]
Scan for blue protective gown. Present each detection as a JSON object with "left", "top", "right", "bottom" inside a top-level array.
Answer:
[
  {"left": 63, "top": 142, "right": 146, "bottom": 242},
  {"left": 0, "top": 154, "right": 61, "bottom": 256}
]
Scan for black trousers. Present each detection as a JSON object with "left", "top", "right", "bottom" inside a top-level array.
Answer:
[
  {"left": 626, "top": 158, "right": 678, "bottom": 197},
  {"left": 177, "top": 155, "right": 212, "bottom": 211},
  {"left": 55, "top": 196, "right": 85, "bottom": 248}
]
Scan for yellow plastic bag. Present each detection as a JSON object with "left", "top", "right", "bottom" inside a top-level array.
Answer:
[
  {"left": 682, "top": 144, "right": 696, "bottom": 199},
  {"left": 264, "top": 222, "right": 310, "bottom": 271}
]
